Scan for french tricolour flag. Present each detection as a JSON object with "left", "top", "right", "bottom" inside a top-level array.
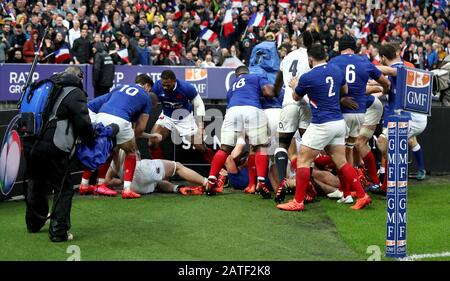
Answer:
[
  {"left": 55, "top": 47, "right": 71, "bottom": 63},
  {"left": 100, "top": 15, "right": 110, "bottom": 32},
  {"left": 117, "top": 48, "right": 129, "bottom": 63},
  {"left": 222, "top": 9, "right": 234, "bottom": 37},
  {"left": 248, "top": 12, "right": 266, "bottom": 28},
  {"left": 174, "top": 4, "right": 182, "bottom": 20},
  {"left": 199, "top": 28, "right": 218, "bottom": 43}
]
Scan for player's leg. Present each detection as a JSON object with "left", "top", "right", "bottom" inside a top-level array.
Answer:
[
  {"left": 162, "top": 160, "right": 208, "bottom": 187},
  {"left": 275, "top": 104, "right": 300, "bottom": 182},
  {"left": 118, "top": 138, "right": 140, "bottom": 199},
  {"left": 277, "top": 144, "right": 319, "bottom": 211},
  {"left": 148, "top": 117, "right": 172, "bottom": 159},
  {"left": 356, "top": 125, "right": 380, "bottom": 185},
  {"left": 247, "top": 107, "right": 271, "bottom": 199},
  {"left": 409, "top": 136, "right": 426, "bottom": 180}
]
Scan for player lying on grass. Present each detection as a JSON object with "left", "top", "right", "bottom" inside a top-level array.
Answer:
[{"left": 102, "top": 150, "right": 209, "bottom": 195}]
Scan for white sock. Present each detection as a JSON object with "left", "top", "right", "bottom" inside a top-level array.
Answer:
[
  {"left": 97, "top": 178, "right": 105, "bottom": 185},
  {"left": 123, "top": 181, "right": 131, "bottom": 190},
  {"left": 173, "top": 185, "right": 179, "bottom": 193},
  {"left": 203, "top": 178, "right": 208, "bottom": 186},
  {"left": 412, "top": 144, "right": 421, "bottom": 152},
  {"left": 81, "top": 178, "right": 89, "bottom": 186}
]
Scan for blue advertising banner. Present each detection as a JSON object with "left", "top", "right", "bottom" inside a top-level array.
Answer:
[
  {"left": 396, "top": 66, "right": 433, "bottom": 115},
  {"left": 0, "top": 64, "right": 235, "bottom": 101},
  {"left": 386, "top": 113, "right": 409, "bottom": 259}
]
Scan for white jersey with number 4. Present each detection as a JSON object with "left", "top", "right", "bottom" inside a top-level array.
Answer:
[{"left": 280, "top": 47, "right": 310, "bottom": 106}]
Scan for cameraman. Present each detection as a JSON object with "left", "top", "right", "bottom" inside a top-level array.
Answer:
[{"left": 24, "top": 66, "right": 96, "bottom": 242}]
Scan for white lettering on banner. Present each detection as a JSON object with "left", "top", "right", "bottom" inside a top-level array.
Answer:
[
  {"left": 399, "top": 198, "right": 407, "bottom": 210},
  {"left": 407, "top": 91, "right": 427, "bottom": 106},
  {"left": 137, "top": 72, "right": 161, "bottom": 83},
  {"left": 9, "top": 72, "right": 40, "bottom": 94},
  {"left": 114, "top": 72, "right": 124, "bottom": 84},
  {"left": 388, "top": 198, "right": 395, "bottom": 210},
  {"left": 192, "top": 83, "right": 207, "bottom": 95}
]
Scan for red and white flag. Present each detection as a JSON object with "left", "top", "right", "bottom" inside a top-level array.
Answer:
[
  {"left": 174, "top": 5, "right": 182, "bottom": 20},
  {"left": 55, "top": 47, "right": 71, "bottom": 63},
  {"left": 117, "top": 48, "right": 129, "bottom": 63},
  {"left": 232, "top": 0, "right": 242, "bottom": 8},
  {"left": 100, "top": 15, "right": 110, "bottom": 32},
  {"left": 279, "top": 0, "right": 290, "bottom": 9},
  {"left": 222, "top": 9, "right": 234, "bottom": 37},
  {"left": 199, "top": 28, "right": 218, "bottom": 43}
]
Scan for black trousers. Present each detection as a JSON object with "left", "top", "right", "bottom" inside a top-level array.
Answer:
[
  {"left": 94, "top": 86, "right": 111, "bottom": 98},
  {"left": 24, "top": 146, "right": 74, "bottom": 240}
]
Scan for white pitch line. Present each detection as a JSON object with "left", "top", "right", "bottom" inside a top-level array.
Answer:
[{"left": 399, "top": 252, "right": 450, "bottom": 261}]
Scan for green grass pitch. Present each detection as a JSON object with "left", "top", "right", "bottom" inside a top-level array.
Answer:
[{"left": 0, "top": 179, "right": 449, "bottom": 261}]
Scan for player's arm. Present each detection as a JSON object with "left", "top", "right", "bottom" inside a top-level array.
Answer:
[
  {"left": 273, "top": 70, "right": 283, "bottom": 97},
  {"left": 104, "top": 166, "right": 123, "bottom": 187},
  {"left": 192, "top": 94, "right": 206, "bottom": 123},
  {"left": 366, "top": 85, "right": 383, "bottom": 94},
  {"left": 292, "top": 76, "right": 306, "bottom": 101},
  {"left": 370, "top": 63, "right": 391, "bottom": 94},
  {"left": 260, "top": 76, "right": 275, "bottom": 98},
  {"left": 376, "top": 65, "right": 397, "bottom": 77},
  {"left": 134, "top": 113, "right": 149, "bottom": 137}
]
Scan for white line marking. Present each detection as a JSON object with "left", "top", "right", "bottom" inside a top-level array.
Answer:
[{"left": 399, "top": 252, "right": 450, "bottom": 261}]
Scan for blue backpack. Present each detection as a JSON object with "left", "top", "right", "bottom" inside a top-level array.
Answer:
[{"left": 18, "top": 79, "right": 74, "bottom": 139}]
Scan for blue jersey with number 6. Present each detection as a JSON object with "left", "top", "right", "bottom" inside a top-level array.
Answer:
[
  {"left": 329, "top": 54, "right": 382, "bottom": 114},
  {"left": 295, "top": 63, "right": 345, "bottom": 124},
  {"left": 151, "top": 79, "right": 198, "bottom": 117},
  {"left": 227, "top": 74, "right": 271, "bottom": 109},
  {"left": 95, "top": 84, "right": 151, "bottom": 122}
]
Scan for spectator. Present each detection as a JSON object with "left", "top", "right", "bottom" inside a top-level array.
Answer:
[
  {"left": 180, "top": 51, "right": 195, "bottom": 66},
  {"left": 41, "top": 35, "right": 55, "bottom": 64},
  {"left": 0, "top": 33, "right": 10, "bottom": 63},
  {"left": 9, "top": 24, "right": 27, "bottom": 50},
  {"left": 153, "top": 52, "right": 166, "bottom": 65},
  {"left": 68, "top": 20, "right": 81, "bottom": 47},
  {"left": 200, "top": 54, "right": 216, "bottom": 67},
  {"left": 120, "top": 34, "right": 140, "bottom": 65},
  {"left": 54, "top": 16, "right": 68, "bottom": 38},
  {"left": 71, "top": 28, "right": 91, "bottom": 64},
  {"left": 136, "top": 38, "right": 152, "bottom": 65},
  {"left": 151, "top": 30, "right": 170, "bottom": 57},
  {"left": 164, "top": 50, "right": 181, "bottom": 65},
  {"left": 425, "top": 42, "right": 438, "bottom": 70},
  {"left": 8, "top": 48, "right": 26, "bottom": 63},
  {"left": 23, "top": 30, "right": 41, "bottom": 63}
]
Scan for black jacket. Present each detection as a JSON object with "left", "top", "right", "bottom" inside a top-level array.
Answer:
[
  {"left": 71, "top": 37, "right": 92, "bottom": 63},
  {"left": 93, "top": 51, "right": 115, "bottom": 87},
  {"left": 32, "top": 73, "right": 95, "bottom": 155}
]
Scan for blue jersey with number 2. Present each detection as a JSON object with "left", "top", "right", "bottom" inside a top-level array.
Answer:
[
  {"left": 295, "top": 63, "right": 345, "bottom": 124},
  {"left": 95, "top": 84, "right": 151, "bottom": 122}
]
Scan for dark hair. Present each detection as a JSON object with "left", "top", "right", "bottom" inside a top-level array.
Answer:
[
  {"left": 161, "top": 70, "right": 176, "bottom": 80},
  {"left": 135, "top": 74, "right": 154, "bottom": 87},
  {"left": 65, "top": 66, "right": 84, "bottom": 80},
  {"left": 307, "top": 43, "right": 327, "bottom": 61},
  {"left": 387, "top": 41, "right": 401, "bottom": 52},
  {"left": 235, "top": 65, "right": 249, "bottom": 76},
  {"left": 379, "top": 44, "right": 397, "bottom": 60},
  {"left": 338, "top": 35, "right": 357, "bottom": 52},
  {"left": 302, "top": 30, "right": 320, "bottom": 50}
]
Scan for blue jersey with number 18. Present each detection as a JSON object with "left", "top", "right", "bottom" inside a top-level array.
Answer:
[
  {"left": 227, "top": 74, "right": 271, "bottom": 109},
  {"left": 97, "top": 84, "right": 152, "bottom": 122},
  {"left": 295, "top": 63, "right": 345, "bottom": 124}
]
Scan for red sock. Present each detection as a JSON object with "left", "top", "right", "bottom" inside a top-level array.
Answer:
[
  {"left": 149, "top": 146, "right": 164, "bottom": 159},
  {"left": 314, "top": 155, "right": 333, "bottom": 169},
  {"left": 295, "top": 167, "right": 310, "bottom": 203},
  {"left": 339, "top": 163, "right": 365, "bottom": 198},
  {"left": 247, "top": 154, "right": 256, "bottom": 187},
  {"left": 255, "top": 151, "right": 268, "bottom": 181},
  {"left": 208, "top": 150, "right": 229, "bottom": 179},
  {"left": 202, "top": 147, "right": 215, "bottom": 164},
  {"left": 362, "top": 151, "right": 380, "bottom": 184},
  {"left": 338, "top": 173, "right": 351, "bottom": 197},
  {"left": 291, "top": 158, "right": 297, "bottom": 169},
  {"left": 381, "top": 161, "right": 387, "bottom": 192},
  {"left": 123, "top": 153, "right": 137, "bottom": 182},
  {"left": 82, "top": 170, "right": 92, "bottom": 182},
  {"left": 97, "top": 154, "right": 114, "bottom": 179}
]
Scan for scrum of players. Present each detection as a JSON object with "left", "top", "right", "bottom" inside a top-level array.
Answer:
[{"left": 78, "top": 31, "right": 428, "bottom": 212}]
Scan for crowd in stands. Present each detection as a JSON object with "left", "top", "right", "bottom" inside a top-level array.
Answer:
[{"left": 0, "top": 0, "right": 449, "bottom": 70}]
